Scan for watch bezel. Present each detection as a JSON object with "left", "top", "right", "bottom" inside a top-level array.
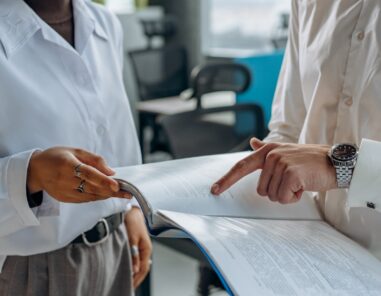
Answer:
[{"left": 330, "top": 143, "right": 358, "bottom": 163}]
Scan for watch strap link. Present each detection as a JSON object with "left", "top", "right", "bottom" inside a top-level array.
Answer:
[{"left": 336, "top": 165, "right": 353, "bottom": 188}]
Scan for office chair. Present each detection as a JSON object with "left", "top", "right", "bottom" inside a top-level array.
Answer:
[
  {"left": 140, "top": 16, "right": 178, "bottom": 48},
  {"left": 187, "top": 62, "right": 252, "bottom": 109},
  {"left": 159, "top": 104, "right": 265, "bottom": 159},
  {"left": 129, "top": 45, "right": 189, "bottom": 101}
]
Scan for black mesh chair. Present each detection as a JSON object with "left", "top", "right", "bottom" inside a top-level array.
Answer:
[
  {"left": 187, "top": 62, "right": 252, "bottom": 109},
  {"left": 160, "top": 104, "right": 265, "bottom": 159},
  {"left": 129, "top": 45, "right": 189, "bottom": 101},
  {"left": 140, "top": 16, "right": 178, "bottom": 48}
]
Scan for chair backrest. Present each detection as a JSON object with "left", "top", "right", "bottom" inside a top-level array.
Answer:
[
  {"left": 140, "top": 16, "right": 178, "bottom": 47},
  {"left": 190, "top": 62, "right": 252, "bottom": 109},
  {"left": 159, "top": 104, "right": 265, "bottom": 159},
  {"left": 129, "top": 45, "right": 189, "bottom": 101}
]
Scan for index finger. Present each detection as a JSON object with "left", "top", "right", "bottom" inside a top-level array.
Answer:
[
  {"left": 211, "top": 144, "right": 275, "bottom": 195},
  {"left": 78, "top": 164, "right": 120, "bottom": 192}
]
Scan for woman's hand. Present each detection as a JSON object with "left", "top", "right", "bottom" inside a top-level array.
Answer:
[
  {"left": 27, "top": 147, "right": 131, "bottom": 203},
  {"left": 124, "top": 207, "right": 152, "bottom": 289},
  {"left": 211, "top": 138, "right": 337, "bottom": 204}
]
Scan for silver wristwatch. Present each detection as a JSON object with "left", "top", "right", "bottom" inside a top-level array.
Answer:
[{"left": 328, "top": 144, "right": 358, "bottom": 188}]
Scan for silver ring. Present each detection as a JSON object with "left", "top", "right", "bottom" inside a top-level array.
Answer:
[
  {"left": 131, "top": 245, "right": 139, "bottom": 257},
  {"left": 74, "top": 164, "right": 83, "bottom": 178},
  {"left": 148, "top": 259, "right": 152, "bottom": 266},
  {"left": 77, "top": 179, "right": 86, "bottom": 193}
]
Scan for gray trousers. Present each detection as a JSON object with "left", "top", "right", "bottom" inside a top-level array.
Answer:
[{"left": 0, "top": 225, "right": 134, "bottom": 296}]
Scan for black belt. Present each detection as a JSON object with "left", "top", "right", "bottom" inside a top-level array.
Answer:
[{"left": 72, "top": 213, "right": 124, "bottom": 246}]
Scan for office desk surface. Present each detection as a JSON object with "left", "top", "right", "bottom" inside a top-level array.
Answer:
[
  {"left": 137, "top": 97, "right": 197, "bottom": 115},
  {"left": 137, "top": 93, "right": 235, "bottom": 116}
]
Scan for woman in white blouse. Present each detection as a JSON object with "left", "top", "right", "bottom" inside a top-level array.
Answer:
[
  {"left": 214, "top": 0, "right": 381, "bottom": 260},
  {"left": 0, "top": 0, "right": 151, "bottom": 295}
]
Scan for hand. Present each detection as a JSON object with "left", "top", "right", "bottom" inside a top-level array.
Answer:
[
  {"left": 124, "top": 207, "right": 152, "bottom": 289},
  {"left": 211, "top": 138, "right": 337, "bottom": 204},
  {"left": 27, "top": 147, "right": 131, "bottom": 203}
]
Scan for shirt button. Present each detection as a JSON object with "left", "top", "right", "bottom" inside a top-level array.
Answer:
[
  {"left": 356, "top": 31, "right": 365, "bottom": 41},
  {"left": 97, "top": 125, "right": 106, "bottom": 135},
  {"left": 345, "top": 97, "right": 353, "bottom": 107}
]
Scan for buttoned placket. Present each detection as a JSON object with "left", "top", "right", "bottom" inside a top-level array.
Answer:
[
  {"left": 60, "top": 49, "right": 108, "bottom": 154},
  {"left": 332, "top": 2, "right": 366, "bottom": 145}
]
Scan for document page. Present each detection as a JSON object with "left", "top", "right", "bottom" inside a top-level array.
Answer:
[
  {"left": 114, "top": 153, "right": 320, "bottom": 221},
  {"left": 160, "top": 210, "right": 381, "bottom": 296}
]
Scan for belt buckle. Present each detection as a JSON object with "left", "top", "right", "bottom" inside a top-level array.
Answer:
[{"left": 82, "top": 218, "right": 110, "bottom": 247}]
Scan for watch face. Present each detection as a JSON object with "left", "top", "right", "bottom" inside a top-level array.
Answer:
[{"left": 332, "top": 144, "right": 357, "bottom": 161}]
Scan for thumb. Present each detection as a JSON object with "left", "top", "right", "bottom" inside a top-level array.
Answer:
[{"left": 250, "top": 138, "right": 265, "bottom": 151}]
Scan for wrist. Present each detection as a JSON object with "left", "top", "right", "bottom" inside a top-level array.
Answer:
[
  {"left": 27, "top": 150, "right": 43, "bottom": 194},
  {"left": 328, "top": 143, "right": 358, "bottom": 189}
]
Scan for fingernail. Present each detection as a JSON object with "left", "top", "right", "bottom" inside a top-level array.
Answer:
[
  {"left": 133, "top": 265, "right": 139, "bottom": 273},
  {"left": 108, "top": 167, "right": 116, "bottom": 175},
  {"left": 211, "top": 184, "right": 220, "bottom": 195}
]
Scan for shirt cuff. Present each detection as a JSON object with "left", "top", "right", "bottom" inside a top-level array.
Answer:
[
  {"left": 7, "top": 149, "right": 40, "bottom": 227},
  {"left": 347, "top": 139, "right": 381, "bottom": 212}
]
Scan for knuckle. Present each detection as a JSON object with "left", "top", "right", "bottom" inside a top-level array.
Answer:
[
  {"left": 73, "top": 148, "right": 84, "bottom": 155},
  {"left": 101, "top": 179, "right": 111, "bottom": 188},
  {"left": 278, "top": 157, "right": 288, "bottom": 167},
  {"left": 266, "top": 151, "right": 280, "bottom": 162},
  {"left": 235, "top": 160, "right": 247, "bottom": 170},
  {"left": 93, "top": 155, "right": 104, "bottom": 164},
  {"left": 284, "top": 168, "right": 296, "bottom": 180}
]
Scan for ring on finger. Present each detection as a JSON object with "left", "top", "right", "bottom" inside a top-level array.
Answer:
[
  {"left": 77, "top": 179, "right": 86, "bottom": 193},
  {"left": 74, "top": 163, "right": 83, "bottom": 178},
  {"left": 131, "top": 245, "right": 139, "bottom": 257}
]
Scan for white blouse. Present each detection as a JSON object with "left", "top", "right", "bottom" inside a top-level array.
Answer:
[
  {"left": 266, "top": 0, "right": 381, "bottom": 258},
  {"left": 0, "top": 0, "right": 141, "bottom": 270}
]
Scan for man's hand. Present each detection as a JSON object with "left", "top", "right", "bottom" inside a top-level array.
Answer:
[
  {"left": 211, "top": 138, "right": 337, "bottom": 204},
  {"left": 27, "top": 147, "right": 131, "bottom": 203},
  {"left": 124, "top": 207, "right": 152, "bottom": 289}
]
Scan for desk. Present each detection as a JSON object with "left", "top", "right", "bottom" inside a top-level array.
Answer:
[{"left": 137, "top": 93, "right": 235, "bottom": 158}]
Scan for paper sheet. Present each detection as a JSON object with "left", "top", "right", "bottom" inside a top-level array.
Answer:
[
  {"left": 115, "top": 153, "right": 321, "bottom": 221},
  {"left": 161, "top": 210, "right": 381, "bottom": 296}
]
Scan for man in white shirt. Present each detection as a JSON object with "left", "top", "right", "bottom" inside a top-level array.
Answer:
[
  {"left": 0, "top": 0, "right": 151, "bottom": 295},
  {"left": 213, "top": 0, "right": 381, "bottom": 259}
]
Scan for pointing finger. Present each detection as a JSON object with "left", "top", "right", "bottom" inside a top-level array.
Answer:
[{"left": 211, "top": 144, "right": 276, "bottom": 195}]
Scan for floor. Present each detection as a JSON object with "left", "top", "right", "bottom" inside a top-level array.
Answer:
[{"left": 151, "top": 241, "right": 228, "bottom": 296}]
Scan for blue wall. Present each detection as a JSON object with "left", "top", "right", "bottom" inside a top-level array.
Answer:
[{"left": 236, "top": 51, "right": 284, "bottom": 126}]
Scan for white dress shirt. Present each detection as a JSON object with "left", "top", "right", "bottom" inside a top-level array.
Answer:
[
  {"left": 266, "top": 0, "right": 381, "bottom": 258},
  {"left": 0, "top": 0, "right": 141, "bottom": 271}
]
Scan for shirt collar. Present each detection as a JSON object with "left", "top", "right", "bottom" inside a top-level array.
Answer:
[{"left": 0, "top": 0, "right": 108, "bottom": 58}]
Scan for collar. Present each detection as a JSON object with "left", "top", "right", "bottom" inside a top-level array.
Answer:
[{"left": 0, "top": 0, "right": 108, "bottom": 58}]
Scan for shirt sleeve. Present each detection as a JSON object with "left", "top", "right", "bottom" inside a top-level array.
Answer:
[
  {"left": 264, "top": 0, "right": 306, "bottom": 144},
  {"left": 0, "top": 149, "right": 40, "bottom": 237},
  {"left": 347, "top": 139, "right": 381, "bottom": 212}
]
